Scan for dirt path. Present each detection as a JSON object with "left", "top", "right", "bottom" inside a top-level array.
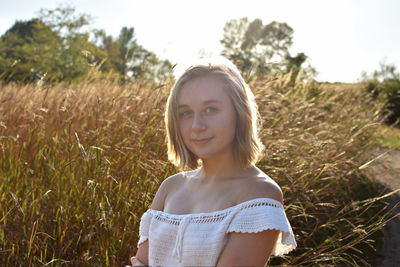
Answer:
[{"left": 361, "top": 146, "right": 400, "bottom": 267}]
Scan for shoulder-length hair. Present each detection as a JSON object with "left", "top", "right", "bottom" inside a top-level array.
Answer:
[{"left": 165, "top": 57, "right": 263, "bottom": 170}]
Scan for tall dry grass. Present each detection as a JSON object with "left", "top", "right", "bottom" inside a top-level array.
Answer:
[
  {"left": 0, "top": 75, "right": 393, "bottom": 266},
  {"left": 252, "top": 77, "right": 392, "bottom": 265}
]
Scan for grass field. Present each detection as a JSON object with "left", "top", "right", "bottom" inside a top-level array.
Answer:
[{"left": 0, "top": 76, "right": 395, "bottom": 266}]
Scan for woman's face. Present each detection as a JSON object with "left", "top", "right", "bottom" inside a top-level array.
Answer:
[{"left": 177, "top": 75, "right": 236, "bottom": 162}]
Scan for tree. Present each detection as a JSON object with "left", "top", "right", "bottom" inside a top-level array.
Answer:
[
  {"left": 0, "top": 19, "right": 65, "bottom": 82},
  {"left": 118, "top": 27, "right": 135, "bottom": 76},
  {"left": 0, "top": 5, "right": 174, "bottom": 84},
  {"left": 37, "top": 5, "right": 106, "bottom": 81},
  {"left": 283, "top": 52, "right": 317, "bottom": 84},
  {"left": 360, "top": 61, "right": 400, "bottom": 127},
  {"left": 128, "top": 44, "right": 174, "bottom": 84},
  {"left": 38, "top": 5, "right": 93, "bottom": 37},
  {"left": 0, "top": 5, "right": 108, "bottom": 83},
  {"left": 95, "top": 26, "right": 139, "bottom": 77},
  {"left": 92, "top": 29, "right": 122, "bottom": 76},
  {"left": 94, "top": 27, "right": 174, "bottom": 83},
  {"left": 221, "top": 17, "right": 304, "bottom": 78}
]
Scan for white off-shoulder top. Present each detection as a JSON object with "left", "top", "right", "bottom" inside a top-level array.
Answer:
[{"left": 137, "top": 197, "right": 297, "bottom": 266}]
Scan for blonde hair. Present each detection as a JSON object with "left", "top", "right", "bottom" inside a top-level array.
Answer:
[{"left": 165, "top": 57, "right": 263, "bottom": 170}]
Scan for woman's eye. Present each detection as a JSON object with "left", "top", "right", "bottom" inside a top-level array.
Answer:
[
  {"left": 205, "top": 107, "right": 217, "bottom": 113},
  {"left": 179, "top": 110, "right": 191, "bottom": 117}
]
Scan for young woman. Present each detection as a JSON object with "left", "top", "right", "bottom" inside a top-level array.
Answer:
[{"left": 129, "top": 57, "right": 296, "bottom": 266}]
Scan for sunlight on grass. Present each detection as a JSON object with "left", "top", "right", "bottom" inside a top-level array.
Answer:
[
  {"left": 0, "top": 75, "right": 395, "bottom": 266},
  {"left": 372, "top": 124, "right": 400, "bottom": 149}
]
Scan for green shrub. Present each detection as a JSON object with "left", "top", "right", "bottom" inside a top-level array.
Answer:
[{"left": 364, "top": 80, "right": 400, "bottom": 127}]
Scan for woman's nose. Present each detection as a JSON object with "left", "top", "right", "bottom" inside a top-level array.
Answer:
[{"left": 191, "top": 113, "right": 206, "bottom": 131}]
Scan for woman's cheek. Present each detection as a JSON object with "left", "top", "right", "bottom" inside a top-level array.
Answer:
[
  {"left": 180, "top": 121, "right": 191, "bottom": 142},
  {"left": 180, "top": 120, "right": 191, "bottom": 133}
]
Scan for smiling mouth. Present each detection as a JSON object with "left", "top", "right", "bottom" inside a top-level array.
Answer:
[{"left": 191, "top": 137, "right": 213, "bottom": 145}]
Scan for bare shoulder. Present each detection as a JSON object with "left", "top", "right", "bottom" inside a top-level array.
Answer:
[
  {"left": 162, "top": 171, "right": 188, "bottom": 191},
  {"left": 150, "top": 172, "right": 186, "bottom": 211},
  {"left": 239, "top": 172, "right": 284, "bottom": 204}
]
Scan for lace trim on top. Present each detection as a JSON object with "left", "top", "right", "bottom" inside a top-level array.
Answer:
[
  {"left": 137, "top": 198, "right": 283, "bottom": 246},
  {"left": 137, "top": 197, "right": 297, "bottom": 259},
  {"left": 150, "top": 197, "right": 283, "bottom": 224}
]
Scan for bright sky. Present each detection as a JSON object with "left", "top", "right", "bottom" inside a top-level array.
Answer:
[{"left": 1, "top": 0, "right": 399, "bottom": 82}]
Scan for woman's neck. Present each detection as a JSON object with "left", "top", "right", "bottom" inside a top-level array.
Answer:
[{"left": 198, "top": 155, "right": 255, "bottom": 183}]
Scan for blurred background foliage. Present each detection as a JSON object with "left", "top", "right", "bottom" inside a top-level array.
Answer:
[
  {"left": 360, "top": 61, "right": 400, "bottom": 128},
  {"left": 0, "top": 6, "right": 175, "bottom": 84},
  {"left": 0, "top": 6, "right": 317, "bottom": 85}
]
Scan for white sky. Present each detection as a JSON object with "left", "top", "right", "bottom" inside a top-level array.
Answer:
[{"left": 1, "top": 0, "right": 399, "bottom": 82}]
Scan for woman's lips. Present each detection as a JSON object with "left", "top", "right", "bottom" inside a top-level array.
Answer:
[{"left": 191, "top": 137, "right": 213, "bottom": 145}]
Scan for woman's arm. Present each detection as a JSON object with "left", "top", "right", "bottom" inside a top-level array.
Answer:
[
  {"left": 216, "top": 229, "right": 280, "bottom": 267},
  {"left": 216, "top": 178, "right": 283, "bottom": 266},
  {"left": 132, "top": 240, "right": 149, "bottom": 266},
  {"left": 132, "top": 175, "right": 175, "bottom": 266}
]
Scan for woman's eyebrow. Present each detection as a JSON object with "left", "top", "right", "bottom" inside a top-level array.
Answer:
[
  {"left": 203, "top": 99, "right": 222, "bottom": 105},
  {"left": 178, "top": 99, "right": 222, "bottom": 108}
]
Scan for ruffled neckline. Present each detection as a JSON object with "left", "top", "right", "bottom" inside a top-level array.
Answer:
[{"left": 147, "top": 197, "right": 283, "bottom": 218}]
